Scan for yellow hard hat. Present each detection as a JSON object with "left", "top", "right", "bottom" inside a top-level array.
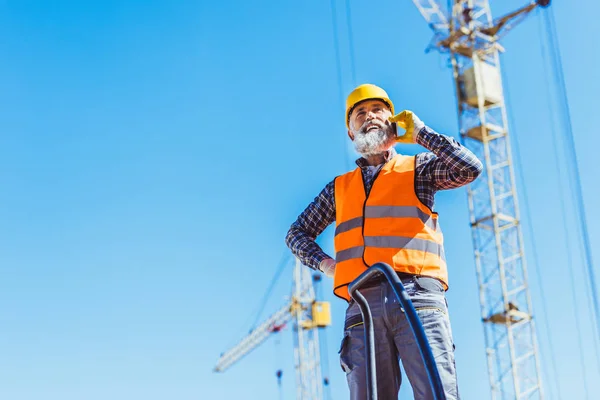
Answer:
[{"left": 345, "top": 84, "right": 394, "bottom": 129}]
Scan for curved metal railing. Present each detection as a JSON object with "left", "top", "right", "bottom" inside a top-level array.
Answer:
[{"left": 348, "top": 262, "right": 446, "bottom": 400}]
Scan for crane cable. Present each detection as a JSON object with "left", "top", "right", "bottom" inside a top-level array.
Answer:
[
  {"left": 344, "top": 0, "right": 357, "bottom": 86},
  {"left": 223, "top": 250, "right": 292, "bottom": 350},
  {"left": 502, "top": 42, "right": 561, "bottom": 400},
  {"left": 323, "top": 2, "right": 360, "bottom": 397},
  {"left": 539, "top": 6, "right": 600, "bottom": 371},
  {"left": 537, "top": 9, "right": 588, "bottom": 394},
  {"left": 330, "top": 0, "right": 359, "bottom": 170},
  {"left": 533, "top": 14, "right": 589, "bottom": 394},
  {"left": 329, "top": 0, "right": 352, "bottom": 170},
  {"left": 314, "top": 275, "right": 333, "bottom": 400},
  {"left": 249, "top": 251, "right": 293, "bottom": 331},
  {"left": 274, "top": 331, "right": 284, "bottom": 400}
]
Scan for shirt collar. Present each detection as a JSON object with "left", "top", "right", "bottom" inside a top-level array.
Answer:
[{"left": 355, "top": 147, "right": 397, "bottom": 168}]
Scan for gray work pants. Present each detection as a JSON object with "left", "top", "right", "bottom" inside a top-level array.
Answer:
[{"left": 338, "top": 276, "right": 460, "bottom": 400}]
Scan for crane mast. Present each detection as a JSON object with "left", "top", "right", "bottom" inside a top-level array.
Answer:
[
  {"left": 412, "top": 1, "right": 549, "bottom": 398},
  {"left": 292, "top": 258, "right": 324, "bottom": 400}
]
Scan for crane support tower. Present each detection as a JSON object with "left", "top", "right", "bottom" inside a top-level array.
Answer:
[
  {"left": 412, "top": 1, "right": 550, "bottom": 398},
  {"left": 214, "top": 258, "right": 331, "bottom": 400}
]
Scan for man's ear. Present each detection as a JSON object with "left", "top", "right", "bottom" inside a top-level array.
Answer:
[{"left": 347, "top": 130, "right": 355, "bottom": 141}]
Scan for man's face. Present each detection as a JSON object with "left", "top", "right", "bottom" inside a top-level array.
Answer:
[{"left": 348, "top": 99, "right": 395, "bottom": 157}]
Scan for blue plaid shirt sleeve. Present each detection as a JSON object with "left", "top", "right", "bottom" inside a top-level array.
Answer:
[
  {"left": 415, "top": 126, "right": 483, "bottom": 191},
  {"left": 285, "top": 180, "right": 336, "bottom": 271}
]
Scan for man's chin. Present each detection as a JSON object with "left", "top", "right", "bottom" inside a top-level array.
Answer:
[
  {"left": 352, "top": 131, "right": 396, "bottom": 157},
  {"left": 358, "top": 144, "right": 395, "bottom": 158}
]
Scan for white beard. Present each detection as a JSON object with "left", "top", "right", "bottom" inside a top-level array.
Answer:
[{"left": 351, "top": 121, "right": 396, "bottom": 157}]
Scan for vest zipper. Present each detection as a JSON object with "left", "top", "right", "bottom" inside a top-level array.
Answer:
[{"left": 360, "top": 162, "right": 387, "bottom": 267}]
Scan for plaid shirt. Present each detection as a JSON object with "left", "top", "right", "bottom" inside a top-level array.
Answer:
[{"left": 285, "top": 126, "right": 483, "bottom": 272}]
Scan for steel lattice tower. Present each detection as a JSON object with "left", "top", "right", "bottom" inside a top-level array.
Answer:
[
  {"left": 450, "top": 2, "right": 542, "bottom": 398},
  {"left": 413, "top": 1, "right": 547, "bottom": 398},
  {"left": 291, "top": 258, "right": 324, "bottom": 400}
]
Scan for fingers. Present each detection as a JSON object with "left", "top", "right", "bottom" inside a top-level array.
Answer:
[{"left": 388, "top": 110, "right": 412, "bottom": 128}]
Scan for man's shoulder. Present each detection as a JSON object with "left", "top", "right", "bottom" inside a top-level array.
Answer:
[
  {"left": 390, "top": 153, "right": 432, "bottom": 169},
  {"left": 331, "top": 166, "right": 362, "bottom": 193},
  {"left": 334, "top": 166, "right": 361, "bottom": 179},
  {"left": 319, "top": 179, "right": 336, "bottom": 198},
  {"left": 415, "top": 151, "right": 436, "bottom": 167}
]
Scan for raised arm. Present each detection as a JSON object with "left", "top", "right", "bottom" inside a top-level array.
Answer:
[{"left": 415, "top": 126, "right": 483, "bottom": 190}]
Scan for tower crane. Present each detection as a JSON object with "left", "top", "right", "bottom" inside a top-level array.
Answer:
[
  {"left": 214, "top": 258, "right": 332, "bottom": 400},
  {"left": 411, "top": 0, "right": 551, "bottom": 398}
]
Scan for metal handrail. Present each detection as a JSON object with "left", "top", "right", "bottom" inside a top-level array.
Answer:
[{"left": 348, "top": 262, "right": 447, "bottom": 400}]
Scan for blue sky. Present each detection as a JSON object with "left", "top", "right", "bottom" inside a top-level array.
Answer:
[{"left": 0, "top": 1, "right": 598, "bottom": 399}]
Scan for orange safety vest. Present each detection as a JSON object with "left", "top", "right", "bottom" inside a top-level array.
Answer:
[{"left": 333, "top": 154, "right": 448, "bottom": 301}]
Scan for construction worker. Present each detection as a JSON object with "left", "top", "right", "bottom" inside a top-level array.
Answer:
[{"left": 285, "top": 83, "right": 483, "bottom": 399}]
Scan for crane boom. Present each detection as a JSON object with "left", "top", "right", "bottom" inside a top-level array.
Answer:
[
  {"left": 480, "top": 3, "right": 538, "bottom": 40},
  {"left": 214, "top": 300, "right": 293, "bottom": 373},
  {"left": 412, "top": 0, "right": 450, "bottom": 33}
]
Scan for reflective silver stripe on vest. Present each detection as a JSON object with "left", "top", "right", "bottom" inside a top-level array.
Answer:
[
  {"left": 335, "top": 237, "right": 445, "bottom": 263},
  {"left": 364, "top": 205, "right": 437, "bottom": 231},
  {"left": 364, "top": 236, "right": 445, "bottom": 260},
  {"left": 335, "top": 246, "right": 365, "bottom": 263},
  {"left": 335, "top": 216, "right": 364, "bottom": 236}
]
